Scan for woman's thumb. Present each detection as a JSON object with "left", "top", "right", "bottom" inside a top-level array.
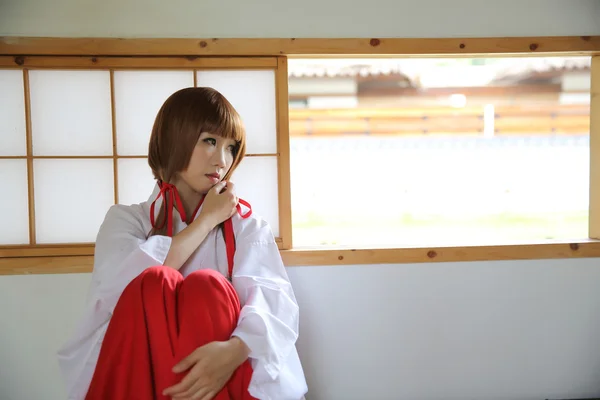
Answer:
[{"left": 172, "top": 355, "right": 193, "bottom": 373}]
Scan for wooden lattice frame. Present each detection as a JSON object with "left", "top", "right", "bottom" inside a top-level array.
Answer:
[{"left": 0, "top": 36, "right": 599, "bottom": 274}]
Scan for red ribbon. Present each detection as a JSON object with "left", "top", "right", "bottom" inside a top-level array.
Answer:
[
  {"left": 225, "top": 199, "right": 251, "bottom": 278},
  {"left": 236, "top": 199, "right": 252, "bottom": 218},
  {"left": 149, "top": 181, "right": 188, "bottom": 237},
  {"left": 149, "top": 182, "right": 252, "bottom": 278}
]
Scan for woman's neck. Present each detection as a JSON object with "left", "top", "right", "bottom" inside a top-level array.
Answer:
[{"left": 171, "top": 180, "right": 203, "bottom": 223}]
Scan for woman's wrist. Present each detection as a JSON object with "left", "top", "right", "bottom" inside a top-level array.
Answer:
[
  {"left": 228, "top": 336, "right": 251, "bottom": 366},
  {"left": 164, "top": 213, "right": 215, "bottom": 269},
  {"left": 194, "top": 211, "right": 219, "bottom": 231}
]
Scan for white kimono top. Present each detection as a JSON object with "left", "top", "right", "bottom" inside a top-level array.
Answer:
[{"left": 57, "top": 184, "right": 308, "bottom": 400}]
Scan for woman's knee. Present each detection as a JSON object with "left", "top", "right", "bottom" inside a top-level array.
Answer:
[
  {"left": 181, "top": 270, "right": 236, "bottom": 301},
  {"left": 184, "top": 269, "right": 227, "bottom": 290},
  {"left": 128, "top": 266, "right": 181, "bottom": 290},
  {"left": 142, "top": 265, "right": 177, "bottom": 277},
  {"left": 115, "top": 266, "right": 180, "bottom": 312},
  {"left": 180, "top": 269, "right": 240, "bottom": 319}
]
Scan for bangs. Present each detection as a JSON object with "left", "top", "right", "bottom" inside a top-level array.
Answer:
[
  {"left": 148, "top": 87, "right": 247, "bottom": 184},
  {"left": 195, "top": 88, "right": 245, "bottom": 146},
  {"left": 207, "top": 103, "right": 245, "bottom": 144}
]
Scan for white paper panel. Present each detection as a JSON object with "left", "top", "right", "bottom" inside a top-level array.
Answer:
[
  {"left": 29, "top": 70, "right": 113, "bottom": 156},
  {"left": 0, "top": 70, "right": 27, "bottom": 156},
  {"left": 114, "top": 71, "right": 194, "bottom": 155},
  {"left": 0, "top": 160, "right": 29, "bottom": 244},
  {"left": 230, "top": 156, "right": 279, "bottom": 236},
  {"left": 34, "top": 159, "right": 114, "bottom": 243},
  {"left": 118, "top": 158, "right": 156, "bottom": 206},
  {"left": 196, "top": 70, "right": 277, "bottom": 154}
]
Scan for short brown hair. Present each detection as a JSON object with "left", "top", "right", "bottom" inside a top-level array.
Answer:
[
  {"left": 148, "top": 87, "right": 246, "bottom": 183},
  {"left": 147, "top": 87, "right": 246, "bottom": 236}
]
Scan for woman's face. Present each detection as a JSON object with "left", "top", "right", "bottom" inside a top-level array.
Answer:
[{"left": 177, "top": 132, "right": 237, "bottom": 194}]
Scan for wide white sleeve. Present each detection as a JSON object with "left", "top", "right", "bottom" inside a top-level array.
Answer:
[
  {"left": 230, "top": 218, "right": 300, "bottom": 382},
  {"left": 92, "top": 204, "right": 172, "bottom": 313},
  {"left": 57, "top": 205, "right": 173, "bottom": 400}
]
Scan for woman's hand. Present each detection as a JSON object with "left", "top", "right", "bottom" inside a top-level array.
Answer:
[
  {"left": 163, "top": 337, "right": 250, "bottom": 400},
  {"left": 162, "top": 181, "right": 237, "bottom": 270},
  {"left": 199, "top": 181, "right": 238, "bottom": 229}
]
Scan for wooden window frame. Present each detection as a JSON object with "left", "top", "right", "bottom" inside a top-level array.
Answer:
[
  {"left": 0, "top": 36, "right": 599, "bottom": 274},
  {"left": 0, "top": 55, "right": 290, "bottom": 259}
]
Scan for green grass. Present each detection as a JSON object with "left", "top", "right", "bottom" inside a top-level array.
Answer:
[{"left": 292, "top": 211, "right": 589, "bottom": 247}]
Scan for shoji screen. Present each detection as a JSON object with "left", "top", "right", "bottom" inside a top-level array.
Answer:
[{"left": 0, "top": 56, "right": 289, "bottom": 261}]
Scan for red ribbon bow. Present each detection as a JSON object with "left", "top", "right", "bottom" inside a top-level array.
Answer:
[{"left": 150, "top": 181, "right": 252, "bottom": 237}]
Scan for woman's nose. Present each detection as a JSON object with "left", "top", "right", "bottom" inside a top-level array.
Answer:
[{"left": 213, "top": 148, "right": 226, "bottom": 167}]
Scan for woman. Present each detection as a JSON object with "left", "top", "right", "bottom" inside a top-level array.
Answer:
[{"left": 57, "top": 87, "right": 308, "bottom": 400}]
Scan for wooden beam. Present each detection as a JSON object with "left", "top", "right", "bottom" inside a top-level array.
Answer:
[
  {"left": 0, "top": 244, "right": 95, "bottom": 258},
  {"left": 110, "top": 70, "right": 119, "bottom": 204},
  {"left": 0, "top": 239, "right": 287, "bottom": 258},
  {"left": 3, "top": 241, "right": 600, "bottom": 274},
  {"left": 280, "top": 241, "right": 600, "bottom": 266},
  {"left": 1, "top": 36, "right": 599, "bottom": 57},
  {"left": 0, "top": 56, "right": 278, "bottom": 69},
  {"left": 0, "top": 256, "right": 94, "bottom": 275},
  {"left": 590, "top": 55, "right": 600, "bottom": 239},
  {"left": 275, "top": 57, "right": 293, "bottom": 250},
  {"left": 23, "top": 69, "right": 35, "bottom": 245},
  {"left": 0, "top": 153, "right": 279, "bottom": 160}
]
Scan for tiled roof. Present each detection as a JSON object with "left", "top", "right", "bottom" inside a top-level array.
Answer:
[
  {"left": 288, "top": 59, "right": 411, "bottom": 78},
  {"left": 288, "top": 57, "right": 591, "bottom": 81},
  {"left": 492, "top": 57, "right": 591, "bottom": 82}
]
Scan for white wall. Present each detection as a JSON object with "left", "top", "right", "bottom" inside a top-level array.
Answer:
[
  {"left": 1, "top": 0, "right": 599, "bottom": 38},
  {"left": 2, "top": 1, "right": 600, "bottom": 400},
  {"left": 3, "top": 260, "right": 600, "bottom": 400}
]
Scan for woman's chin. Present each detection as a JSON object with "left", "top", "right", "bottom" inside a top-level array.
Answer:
[{"left": 192, "top": 186, "right": 211, "bottom": 196}]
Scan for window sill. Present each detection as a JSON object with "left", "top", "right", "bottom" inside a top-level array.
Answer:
[
  {"left": 1, "top": 239, "right": 599, "bottom": 275},
  {"left": 280, "top": 239, "right": 600, "bottom": 266}
]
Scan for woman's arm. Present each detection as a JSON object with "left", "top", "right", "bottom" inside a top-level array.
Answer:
[
  {"left": 164, "top": 181, "right": 238, "bottom": 270},
  {"left": 229, "top": 217, "right": 300, "bottom": 382},
  {"left": 162, "top": 214, "right": 215, "bottom": 270},
  {"left": 95, "top": 181, "right": 238, "bottom": 312}
]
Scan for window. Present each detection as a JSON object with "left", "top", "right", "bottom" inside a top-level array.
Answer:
[
  {"left": 0, "top": 57, "right": 292, "bottom": 260},
  {"left": 288, "top": 56, "right": 592, "bottom": 248},
  {"left": 0, "top": 37, "right": 598, "bottom": 272}
]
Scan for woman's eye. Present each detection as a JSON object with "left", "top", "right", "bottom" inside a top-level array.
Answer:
[
  {"left": 204, "top": 138, "right": 216, "bottom": 145},
  {"left": 228, "top": 145, "right": 236, "bottom": 153}
]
